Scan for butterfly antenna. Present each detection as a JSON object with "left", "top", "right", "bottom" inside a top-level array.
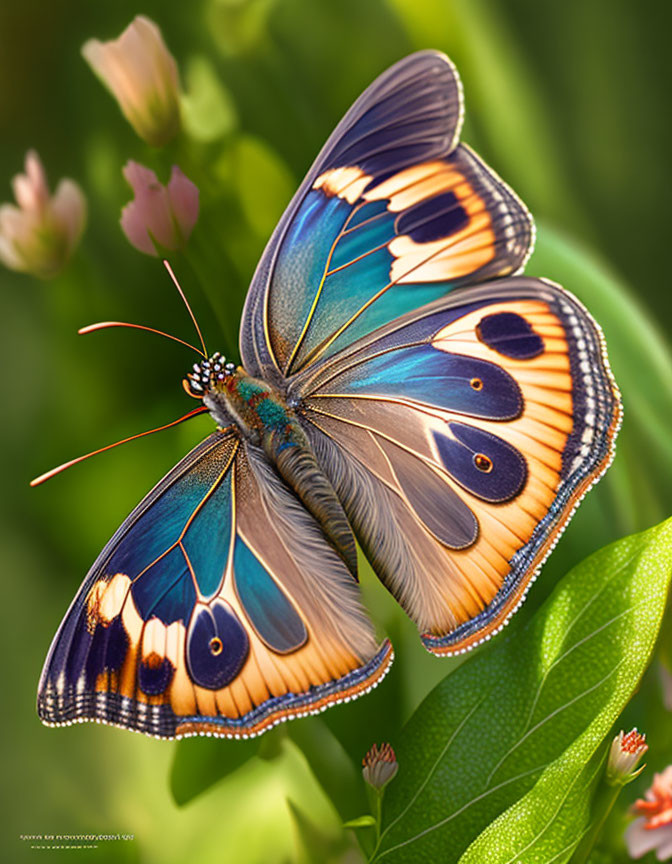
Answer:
[
  {"left": 30, "top": 406, "right": 209, "bottom": 487},
  {"left": 78, "top": 321, "right": 206, "bottom": 357},
  {"left": 163, "top": 259, "right": 208, "bottom": 358}
]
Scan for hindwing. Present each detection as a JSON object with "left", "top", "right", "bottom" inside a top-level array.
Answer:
[
  {"left": 38, "top": 429, "right": 391, "bottom": 738},
  {"left": 290, "top": 277, "right": 620, "bottom": 653}
]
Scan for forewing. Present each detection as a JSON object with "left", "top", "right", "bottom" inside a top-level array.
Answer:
[
  {"left": 291, "top": 277, "right": 620, "bottom": 654},
  {"left": 38, "top": 431, "right": 390, "bottom": 739},
  {"left": 239, "top": 51, "right": 532, "bottom": 384}
]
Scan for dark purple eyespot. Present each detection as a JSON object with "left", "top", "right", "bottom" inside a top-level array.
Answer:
[
  {"left": 476, "top": 311, "right": 544, "bottom": 359},
  {"left": 138, "top": 656, "right": 174, "bottom": 695},
  {"left": 105, "top": 615, "right": 129, "bottom": 672},
  {"left": 397, "top": 191, "right": 469, "bottom": 243},
  {"left": 84, "top": 622, "right": 108, "bottom": 687},
  {"left": 186, "top": 600, "right": 249, "bottom": 690},
  {"left": 66, "top": 613, "right": 129, "bottom": 687},
  {"left": 434, "top": 421, "right": 527, "bottom": 502}
]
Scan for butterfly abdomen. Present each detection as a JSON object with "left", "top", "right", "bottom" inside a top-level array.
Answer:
[
  {"left": 203, "top": 365, "right": 358, "bottom": 578},
  {"left": 273, "top": 442, "right": 358, "bottom": 578}
]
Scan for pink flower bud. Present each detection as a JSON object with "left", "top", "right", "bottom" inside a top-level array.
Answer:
[
  {"left": 120, "top": 161, "right": 199, "bottom": 256},
  {"left": 82, "top": 16, "right": 180, "bottom": 147},
  {"left": 0, "top": 150, "right": 86, "bottom": 279},
  {"left": 362, "top": 742, "right": 398, "bottom": 790},
  {"left": 626, "top": 766, "right": 672, "bottom": 860},
  {"left": 607, "top": 728, "right": 648, "bottom": 785}
]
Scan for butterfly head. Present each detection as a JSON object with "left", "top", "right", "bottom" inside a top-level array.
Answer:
[{"left": 183, "top": 352, "right": 236, "bottom": 398}]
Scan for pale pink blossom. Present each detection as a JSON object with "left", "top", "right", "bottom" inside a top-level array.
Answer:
[
  {"left": 0, "top": 150, "right": 86, "bottom": 278},
  {"left": 82, "top": 16, "right": 180, "bottom": 147},
  {"left": 120, "top": 161, "right": 198, "bottom": 256},
  {"left": 626, "top": 766, "right": 672, "bottom": 860}
]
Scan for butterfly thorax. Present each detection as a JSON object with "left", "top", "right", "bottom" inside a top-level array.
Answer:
[
  {"left": 186, "top": 355, "right": 359, "bottom": 577},
  {"left": 208, "top": 365, "right": 294, "bottom": 442}
]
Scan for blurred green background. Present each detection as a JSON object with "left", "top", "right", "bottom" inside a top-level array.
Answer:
[{"left": 1, "top": 1, "right": 670, "bottom": 862}]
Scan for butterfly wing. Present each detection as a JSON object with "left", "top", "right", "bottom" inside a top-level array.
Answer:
[
  {"left": 239, "top": 50, "right": 533, "bottom": 385},
  {"left": 38, "top": 429, "right": 391, "bottom": 738},
  {"left": 289, "top": 277, "right": 620, "bottom": 654}
]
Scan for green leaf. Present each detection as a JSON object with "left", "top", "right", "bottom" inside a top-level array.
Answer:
[
  {"left": 343, "top": 816, "right": 377, "bottom": 829},
  {"left": 231, "top": 134, "right": 295, "bottom": 239},
  {"left": 181, "top": 54, "right": 238, "bottom": 142},
  {"left": 373, "top": 517, "right": 672, "bottom": 862},
  {"left": 288, "top": 718, "right": 369, "bottom": 822},
  {"left": 169, "top": 734, "right": 262, "bottom": 806},
  {"left": 459, "top": 739, "right": 609, "bottom": 863},
  {"left": 288, "top": 798, "right": 350, "bottom": 864}
]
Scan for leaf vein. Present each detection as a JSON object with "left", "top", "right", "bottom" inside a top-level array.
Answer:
[
  {"left": 485, "top": 592, "right": 655, "bottom": 787},
  {"left": 380, "top": 696, "right": 485, "bottom": 843}
]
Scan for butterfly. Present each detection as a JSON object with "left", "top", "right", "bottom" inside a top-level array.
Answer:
[{"left": 36, "top": 51, "right": 620, "bottom": 740}]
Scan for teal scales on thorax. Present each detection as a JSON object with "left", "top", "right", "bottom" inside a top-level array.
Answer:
[{"left": 186, "top": 354, "right": 358, "bottom": 578}]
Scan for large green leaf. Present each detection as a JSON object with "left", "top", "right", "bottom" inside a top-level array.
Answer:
[
  {"left": 458, "top": 731, "right": 606, "bottom": 863},
  {"left": 372, "top": 517, "right": 672, "bottom": 863}
]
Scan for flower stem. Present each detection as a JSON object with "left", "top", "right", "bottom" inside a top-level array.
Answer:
[
  {"left": 571, "top": 781, "right": 623, "bottom": 863},
  {"left": 368, "top": 789, "right": 384, "bottom": 862}
]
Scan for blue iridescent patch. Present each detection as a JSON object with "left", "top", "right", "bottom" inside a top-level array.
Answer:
[
  {"left": 182, "top": 471, "right": 232, "bottom": 599},
  {"left": 255, "top": 398, "right": 289, "bottom": 431},
  {"left": 131, "top": 546, "right": 196, "bottom": 625},
  {"left": 234, "top": 536, "right": 307, "bottom": 653},
  {"left": 347, "top": 198, "right": 388, "bottom": 228},
  {"left": 107, "top": 481, "right": 199, "bottom": 578},
  {"left": 328, "top": 344, "right": 523, "bottom": 420}
]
